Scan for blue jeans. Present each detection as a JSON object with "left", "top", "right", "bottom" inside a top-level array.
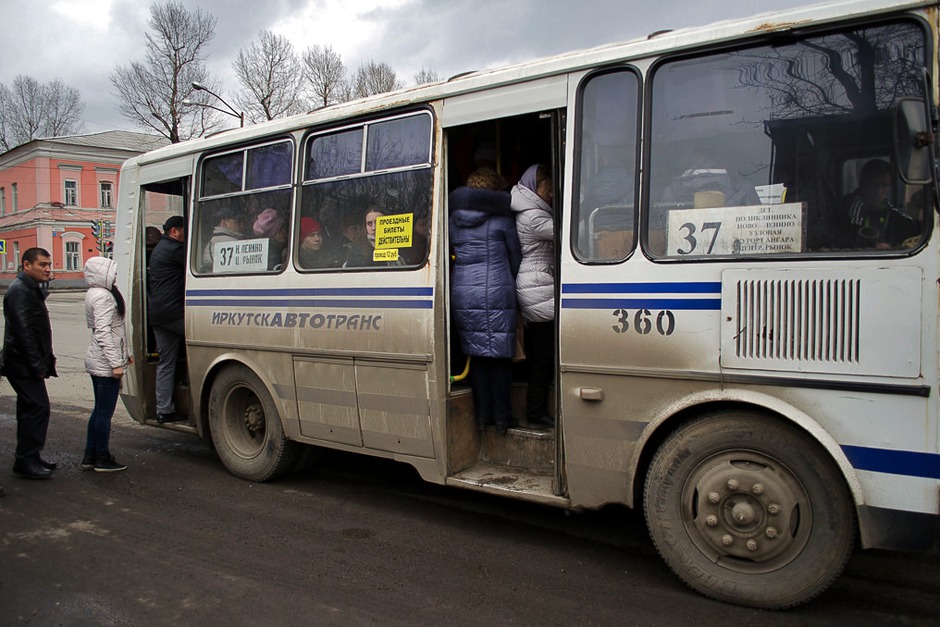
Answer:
[{"left": 86, "top": 376, "right": 121, "bottom": 455}]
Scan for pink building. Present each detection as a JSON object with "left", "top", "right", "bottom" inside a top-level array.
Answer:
[{"left": 0, "top": 130, "right": 168, "bottom": 286}]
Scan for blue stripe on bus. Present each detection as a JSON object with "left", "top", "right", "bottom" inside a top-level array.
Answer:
[
  {"left": 842, "top": 445, "right": 940, "bottom": 480},
  {"left": 186, "top": 287, "right": 433, "bottom": 297},
  {"left": 561, "top": 298, "right": 721, "bottom": 310},
  {"left": 186, "top": 298, "right": 433, "bottom": 309},
  {"left": 562, "top": 282, "right": 722, "bottom": 294}
]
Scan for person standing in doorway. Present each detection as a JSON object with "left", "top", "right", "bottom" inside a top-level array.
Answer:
[
  {"left": 148, "top": 216, "right": 188, "bottom": 424},
  {"left": 82, "top": 256, "right": 131, "bottom": 472},
  {"left": 450, "top": 167, "right": 522, "bottom": 434},
  {"left": 512, "top": 165, "right": 556, "bottom": 428},
  {"left": 0, "top": 247, "right": 58, "bottom": 479}
]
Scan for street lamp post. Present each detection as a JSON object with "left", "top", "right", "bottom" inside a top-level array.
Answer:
[{"left": 186, "top": 82, "right": 245, "bottom": 127}]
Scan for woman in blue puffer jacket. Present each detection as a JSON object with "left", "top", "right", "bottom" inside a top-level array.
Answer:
[{"left": 450, "top": 167, "right": 522, "bottom": 433}]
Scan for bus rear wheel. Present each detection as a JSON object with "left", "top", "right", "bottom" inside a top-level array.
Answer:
[
  {"left": 643, "top": 411, "right": 855, "bottom": 609},
  {"left": 208, "top": 364, "right": 297, "bottom": 482}
]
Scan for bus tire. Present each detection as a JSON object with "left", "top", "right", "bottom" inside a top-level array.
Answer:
[
  {"left": 208, "top": 364, "right": 297, "bottom": 482},
  {"left": 643, "top": 411, "right": 855, "bottom": 609}
]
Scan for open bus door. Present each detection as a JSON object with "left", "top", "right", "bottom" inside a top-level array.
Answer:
[{"left": 120, "top": 174, "right": 192, "bottom": 429}]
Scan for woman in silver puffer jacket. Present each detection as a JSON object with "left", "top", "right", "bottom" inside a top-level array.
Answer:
[
  {"left": 511, "top": 164, "right": 556, "bottom": 427},
  {"left": 82, "top": 256, "right": 131, "bottom": 472}
]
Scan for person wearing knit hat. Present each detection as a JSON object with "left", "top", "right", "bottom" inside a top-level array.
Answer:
[
  {"left": 298, "top": 216, "right": 339, "bottom": 268},
  {"left": 253, "top": 207, "right": 286, "bottom": 238},
  {"left": 252, "top": 208, "right": 288, "bottom": 270}
]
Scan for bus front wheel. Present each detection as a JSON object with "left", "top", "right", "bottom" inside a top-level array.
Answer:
[
  {"left": 208, "top": 364, "right": 297, "bottom": 482},
  {"left": 643, "top": 411, "right": 855, "bottom": 609}
]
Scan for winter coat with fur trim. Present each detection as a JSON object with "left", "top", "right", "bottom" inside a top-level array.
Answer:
[{"left": 84, "top": 256, "right": 129, "bottom": 377}]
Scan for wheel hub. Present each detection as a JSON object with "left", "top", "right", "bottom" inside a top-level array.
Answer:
[
  {"left": 243, "top": 402, "right": 265, "bottom": 436},
  {"left": 691, "top": 458, "right": 807, "bottom": 563}
]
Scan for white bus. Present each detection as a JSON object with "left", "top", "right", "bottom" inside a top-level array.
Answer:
[{"left": 115, "top": 0, "right": 940, "bottom": 608}]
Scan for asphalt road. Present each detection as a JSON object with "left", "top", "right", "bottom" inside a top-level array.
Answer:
[{"left": 0, "top": 291, "right": 938, "bottom": 625}]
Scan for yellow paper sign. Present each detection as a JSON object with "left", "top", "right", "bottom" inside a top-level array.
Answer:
[
  {"left": 373, "top": 248, "right": 400, "bottom": 262},
  {"left": 375, "top": 213, "right": 413, "bottom": 249}
]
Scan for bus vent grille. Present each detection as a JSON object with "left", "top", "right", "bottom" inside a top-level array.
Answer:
[{"left": 734, "top": 278, "right": 860, "bottom": 363}]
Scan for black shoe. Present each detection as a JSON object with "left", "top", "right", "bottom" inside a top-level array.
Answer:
[
  {"left": 81, "top": 449, "right": 96, "bottom": 470},
  {"left": 13, "top": 459, "right": 53, "bottom": 479},
  {"left": 0, "top": 485, "right": 5, "bottom": 497},
  {"left": 38, "top": 457, "right": 57, "bottom": 471},
  {"left": 94, "top": 453, "right": 127, "bottom": 473},
  {"left": 157, "top": 412, "right": 187, "bottom": 424},
  {"left": 529, "top": 415, "right": 555, "bottom": 427}
]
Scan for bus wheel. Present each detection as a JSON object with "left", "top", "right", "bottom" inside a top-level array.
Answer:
[
  {"left": 643, "top": 411, "right": 855, "bottom": 609},
  {"left": 208, "top": 364, "right": 297, "bottom": 482}
]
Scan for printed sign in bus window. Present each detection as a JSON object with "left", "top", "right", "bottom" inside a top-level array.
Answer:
[
  {"left": 666, "top": 202, "right": 804, "bottom": 256},
  {"left": 371, "top": 213, "right": 414, "bottom": 263},
  {"left": 211, "top": 237, "right": 271, "bottom": 273}
]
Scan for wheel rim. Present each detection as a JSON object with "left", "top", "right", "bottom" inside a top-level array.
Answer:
[
  {"left": 680, "top": 449, "right": 813, "bottom": 573},
  {"left": 220, "top": 383, "right": 268, "bottom": 459}
]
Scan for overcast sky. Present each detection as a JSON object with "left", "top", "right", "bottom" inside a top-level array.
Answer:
[{"left": 2, "top": 0, "right": 811, "bottom": 135}]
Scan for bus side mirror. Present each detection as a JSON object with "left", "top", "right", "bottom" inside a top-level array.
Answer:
[{"left": 893, "top": 97, "right": 933, "bottom": 185}]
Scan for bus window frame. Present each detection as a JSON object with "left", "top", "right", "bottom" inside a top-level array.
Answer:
[
  {"left": 296, "top": 108, "right": 436, "bottom": 273},
  {"left": 193, "top": 136, "right": 297, "bottom": 277},
  {"left": 571, "top": 64, "right": 643, "bottom": 265},
  {"left": 638, "top": 15, "right": 935, "bottom": 264}
]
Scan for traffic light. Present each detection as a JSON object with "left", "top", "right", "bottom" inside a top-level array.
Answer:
[
  {"left": 91, "top": 220, "right": 101, "bottom": 239},
  {"left": 106, "top": 241, "right": 113, "bottom": 256}
]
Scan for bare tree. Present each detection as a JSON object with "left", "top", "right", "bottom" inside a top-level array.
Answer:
[
  {"left": 303, "top": 44, "right": 347, "bottom": 108},
  {"left": 413, "top": 68, "right": 441, "bottom": 85},
  {"left": 0, "top": 76, "right": 86, "bottom": 151},
  {"left": 233, "top": 30, "right": 307, "bottom": 122},
  {"left": 110, "top": 1, "right": 221, "bottom": 142},
  {"left": 352, "top": 60, "right": 403, "bottom": 99}
]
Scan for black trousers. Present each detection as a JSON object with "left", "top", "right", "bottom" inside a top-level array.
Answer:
[
  {"left": 7, "top": 376, "right": 51, "bottom": 462},
  {"left": 470, "top": 356, "right": 514, "bottom": 428},
  {"left": 524, "top": 321, "right": 555, "bottom": 420}
]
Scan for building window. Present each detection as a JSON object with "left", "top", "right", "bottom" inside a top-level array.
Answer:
[
  {"left": 65, "top": 240, "right": 80, "bottom": 271},
  {"left": 13, "top": 242, "right": 20, "bottom": 270},
  {"left": 0, "top": 187, "right": 5, "bottom": 215},
  {"left": 64, "top": 180, "right": 78, "bottom": 206},
  {"left": 100, "top": 181, "right": 113, "bottom": 208},
  {"left": 11, "top": 183, "right": 17, "bottom": 212}
]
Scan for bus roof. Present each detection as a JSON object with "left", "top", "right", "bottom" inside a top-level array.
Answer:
[{"left": 127, "top": 0, "right": 934, "bottom": 168}]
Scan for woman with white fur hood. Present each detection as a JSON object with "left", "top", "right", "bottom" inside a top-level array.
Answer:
[{"left": 82, "top": 256, "right": 131, "bottom": 472}]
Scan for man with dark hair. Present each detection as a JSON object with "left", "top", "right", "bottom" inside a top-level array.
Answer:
[
  {"left": 841, "top": 158, "right": 919, "bottom": 249},
  {"left": 148, "top": 216, "right": 188, "bottom": 424},
  {"left": 1, "top": 247, "right": 58, "bottom": 479}
]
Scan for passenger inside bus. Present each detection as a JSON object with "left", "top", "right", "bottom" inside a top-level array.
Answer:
[
  {"left": 298, "top": 217, "right": 340, "bottom": 268},
  {"left": 511, "top": 164, "right": 556, "bottom": 428},
  {"left": 450, "top": 167, "right": 521, "bottom": 434},
  {"left": 838, "top": 158, "right": 919, "bottom": 250},
  {"left": 344, "top": 206, "right": 405, "bottom": 267},
  {"left": 251, "top": 207, "right": 288, "bottom": 270},
  {"left": 201, "top": 206, "right": 246, "bottom": 271}
]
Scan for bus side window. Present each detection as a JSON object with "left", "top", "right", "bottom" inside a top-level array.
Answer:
[
  {"left": 298, "top": 112, "right": 434, "bottom": 271},
  {"left": 574, "top": 68, "right": 639, "bottom": 262},
  {"left": 195, "top": 140, "right": 294, "bottom": 274}
]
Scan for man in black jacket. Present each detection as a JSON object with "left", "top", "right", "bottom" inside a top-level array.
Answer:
[
  {"left": 1, "top": 247, "right": 57, "bottom": 479},
  {"left": 148, "top": 216, "right": 188, "bottom": 424}
]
